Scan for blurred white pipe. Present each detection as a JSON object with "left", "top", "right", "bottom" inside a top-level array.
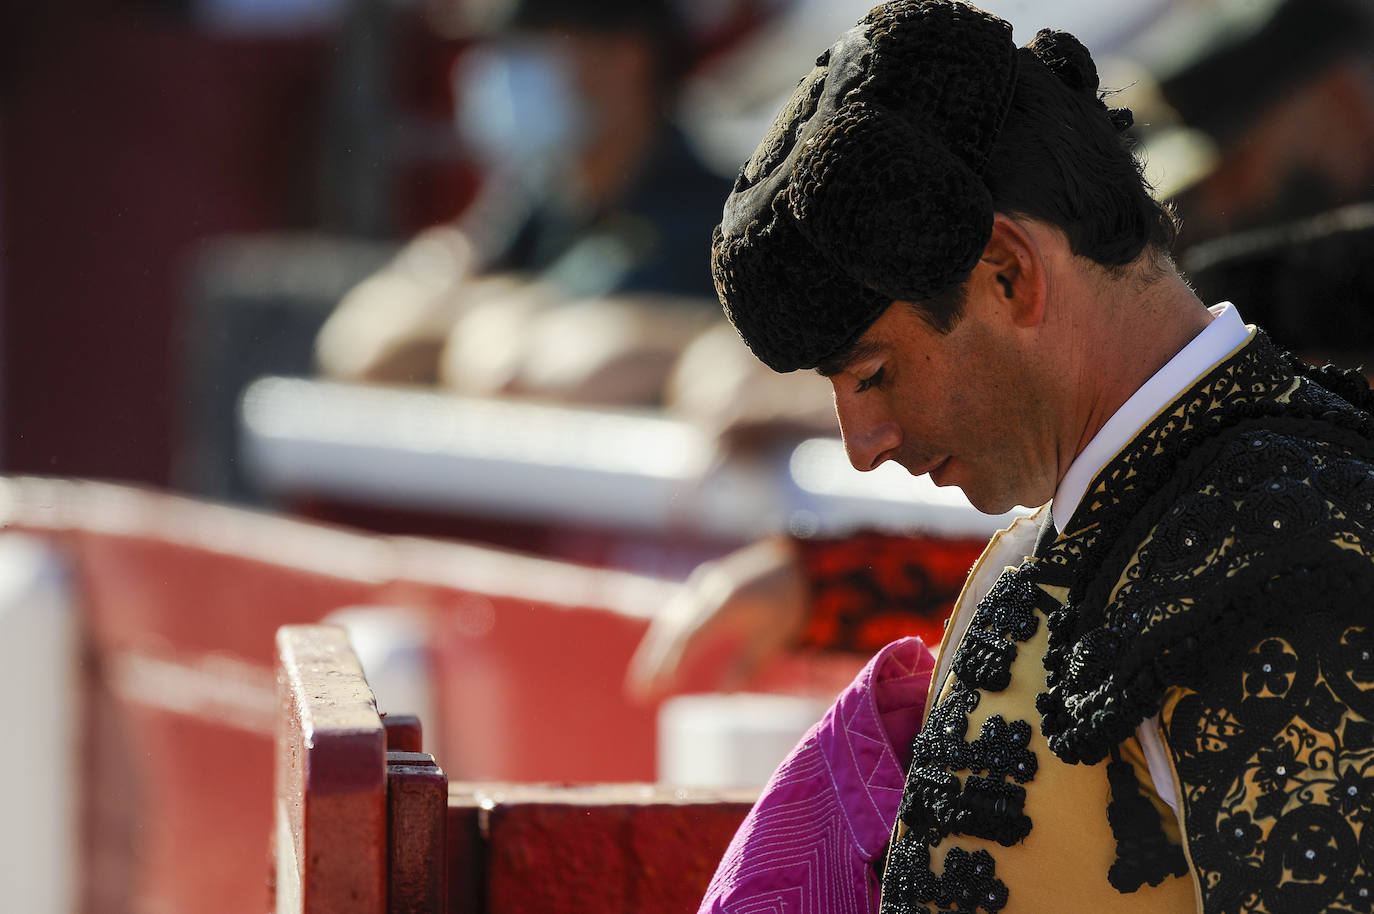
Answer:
[{"left": 0, "top": 534, "right": 78, "bottom": 914}]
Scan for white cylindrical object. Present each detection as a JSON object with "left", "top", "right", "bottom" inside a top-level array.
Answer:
[
  {"left": 657, "top": 692, "right": 831, "bottom": 789},
  {"left": 0, "top": 534, "right": 79, "bottom": 914}
]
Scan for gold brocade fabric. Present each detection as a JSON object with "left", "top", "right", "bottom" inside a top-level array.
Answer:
[{"left": 880, "top": 333, "right": 1374, "bottom": 913}]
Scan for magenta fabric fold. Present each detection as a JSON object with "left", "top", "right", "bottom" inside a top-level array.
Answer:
[{"left": 698, "top": 636, "right": 936, "bottom": 914}]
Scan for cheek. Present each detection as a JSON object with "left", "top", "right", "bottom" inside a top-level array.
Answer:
[{"left": 938, "top": 375, "right": 1011, "bottom": 450}]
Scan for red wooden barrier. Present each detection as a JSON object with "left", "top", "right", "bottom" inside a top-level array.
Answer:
[
  {"left": 455, "top": 783, "right": 755, "bottom": 914},
  {"left": 0, "top": 477, "right": 851, "bottom": 914},
  {"left": 275, "top": 624, "right": 389, "bottom": 914},
  {"left": 4, "top": 480, "right": 392, "bottom": 914},
  {"left": 387, "top": 752, "right": 448, "bottom": 913},
  {"left": 273, "top": 624, "right": 755, "bottom": 914}
]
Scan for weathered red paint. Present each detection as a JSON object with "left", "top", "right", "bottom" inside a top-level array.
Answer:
[
  {"left": 444, "top": 794, "right": 487, "bottom": 914},
  {"left": 383, "top": 715, "right": 424, "bottom": 754},
  {"left": 469, "top": 784, "right": 755, "bottom": 914}
]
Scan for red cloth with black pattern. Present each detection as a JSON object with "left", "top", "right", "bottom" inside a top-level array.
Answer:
[{"left": 794, "top": 531, "right": 985, "bottom": 653}]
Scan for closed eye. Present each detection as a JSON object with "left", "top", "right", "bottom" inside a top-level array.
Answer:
[{"left": 855, "top": 367, "right": 885, "bottom": 393}]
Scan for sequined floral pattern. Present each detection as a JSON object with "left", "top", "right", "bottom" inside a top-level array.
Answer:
[
  {"left": 882, "top": 556, "right": 1060, "bottom": 912},
  {"left": 1166, "top": 621, "right": 1374, "bottom": 913},
  {"left": 882, "top": 839, "right": 1009, "bottom": 914}
]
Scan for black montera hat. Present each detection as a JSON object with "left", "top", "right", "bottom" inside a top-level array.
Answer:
[{"left": 711, "top": 0, "right": 1021, "bottom": 373}]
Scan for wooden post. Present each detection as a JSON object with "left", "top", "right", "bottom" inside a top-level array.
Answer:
[
  {"left": 275, "top": 625, "right": 388, "bottom": 914},
  {"left": 386, "top": 751, "right": 448, "bottom": 914}
]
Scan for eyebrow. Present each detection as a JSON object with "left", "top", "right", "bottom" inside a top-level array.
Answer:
[{"left": 815, "top": 338, "right": 884, "bottom": 378}]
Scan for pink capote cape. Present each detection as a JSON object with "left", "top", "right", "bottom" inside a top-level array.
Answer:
[{"left": 698, "top": 636, "right": 936, "bottom": 914}]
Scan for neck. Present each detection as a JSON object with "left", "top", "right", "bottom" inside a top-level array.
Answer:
[{"left": 1056, "top": 256, "right": 1212, "bottom": 481}]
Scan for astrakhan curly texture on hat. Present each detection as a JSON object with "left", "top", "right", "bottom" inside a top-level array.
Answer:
[{"left": 711, "top": 0, "right": 1019, "bottom": 372}]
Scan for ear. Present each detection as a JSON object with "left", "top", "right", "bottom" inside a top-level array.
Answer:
[{"left": 969, "top": 214, "right": 1047, "bottom": 328}]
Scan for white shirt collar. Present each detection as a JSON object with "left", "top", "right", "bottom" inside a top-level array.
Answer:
[{"left": 1051, "top": 302, "right": 1252, "bottom": 532}]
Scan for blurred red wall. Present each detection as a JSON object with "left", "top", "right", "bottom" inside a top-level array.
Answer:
[{"left": 0, "top": 3, "right": 471, "bottom": 487}]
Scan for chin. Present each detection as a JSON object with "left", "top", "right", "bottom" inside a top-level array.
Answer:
[
  {"left": 953, "top": 466, "right": 1043, "bottom": 516},
  {"left": 966, "top": 495, "right": 1014, "bottom": 516},
  {"left": 959, "top": 484, "right": 1020, "bottom": 516}
]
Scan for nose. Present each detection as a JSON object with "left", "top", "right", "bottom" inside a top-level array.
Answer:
[{"left": 833, "top": 388, "right": 901, "bottom": 472}]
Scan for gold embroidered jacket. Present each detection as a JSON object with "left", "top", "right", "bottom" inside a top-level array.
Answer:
[{"left": 879, "top": 331, "right": 1374, "bottom": 914}]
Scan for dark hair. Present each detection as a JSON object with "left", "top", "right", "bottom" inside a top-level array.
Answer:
[
  {"left": 905, "top": 46, "right": 1179, "bottom": 333},
  {"left": 991, "top": 52, "right": 1178, "bottom": 265}
]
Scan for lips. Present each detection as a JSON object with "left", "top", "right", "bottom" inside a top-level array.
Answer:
[{"left": 907, "top": 456, "right": 950, "bottom": 479}]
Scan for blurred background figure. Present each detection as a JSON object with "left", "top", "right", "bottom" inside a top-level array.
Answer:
[
  {"left": 314, "top": 0, "right": 735, "bottom": 405},
  {"left": 1139, "top": 0, "right": 1374, "bottom": 248},
  {"left": 1184, "top": 203, "right": 1374, "bottom": 376}
]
